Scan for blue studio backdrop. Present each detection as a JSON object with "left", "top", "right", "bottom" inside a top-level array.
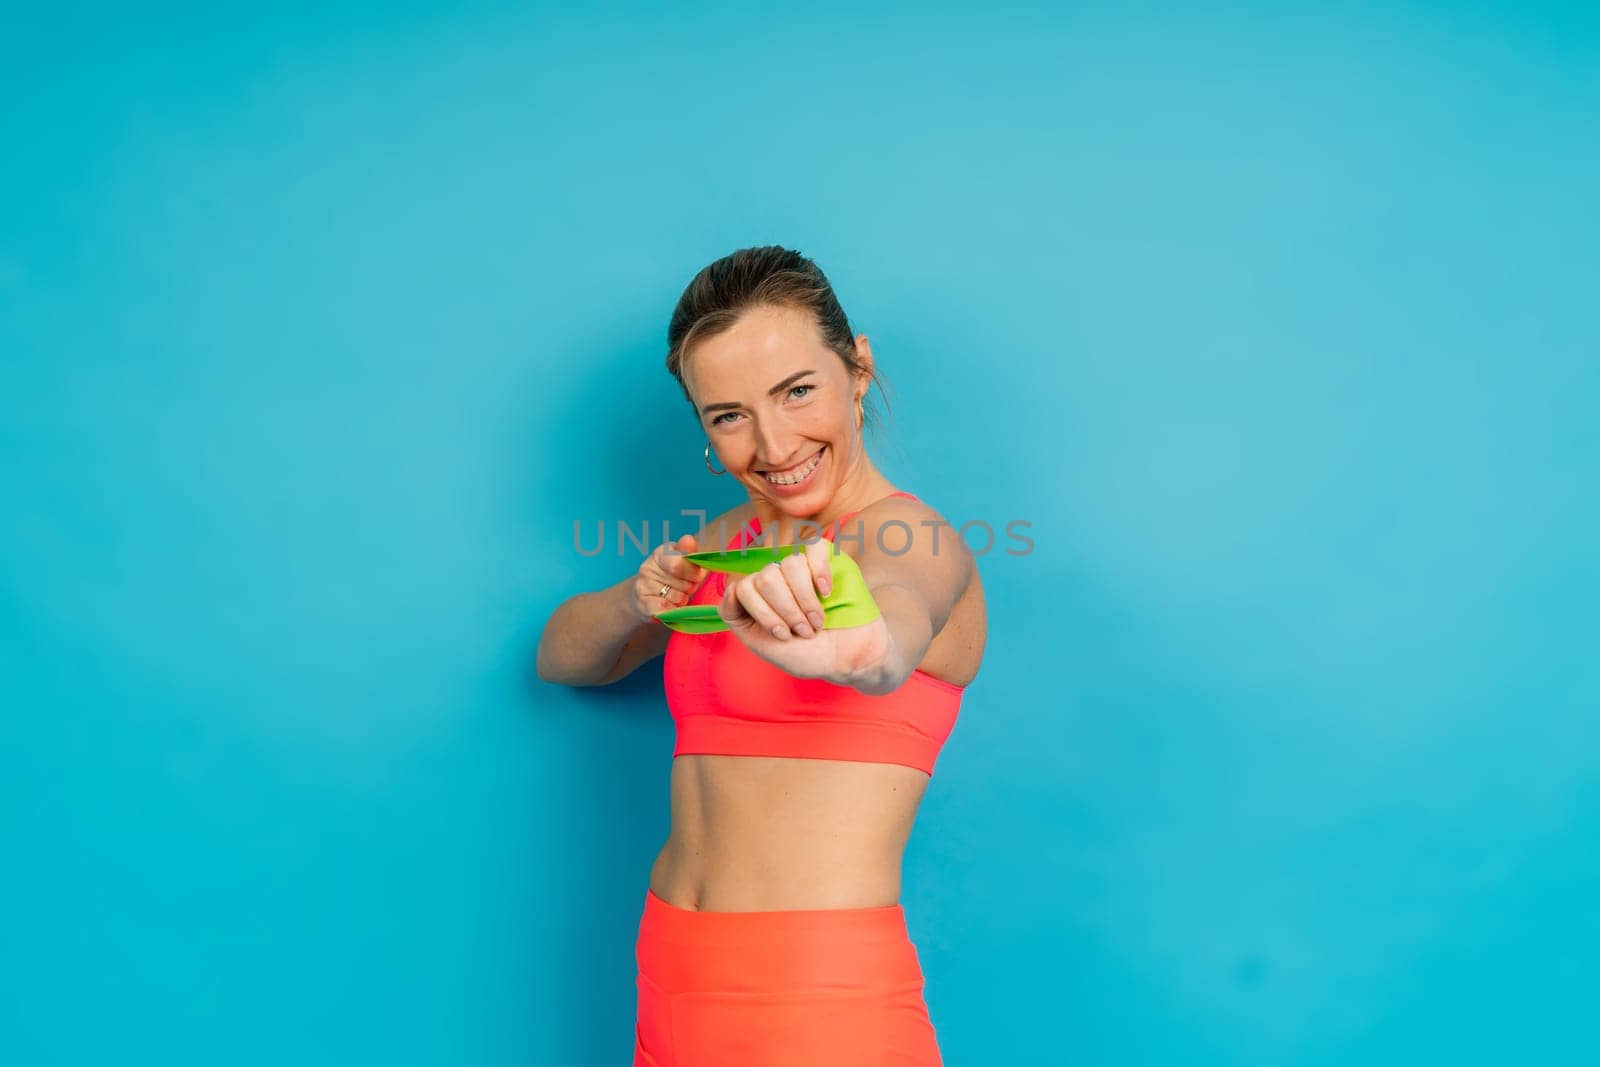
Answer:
[{"left": 2, "top": 4, "right": 1596, "bottom": 1065}]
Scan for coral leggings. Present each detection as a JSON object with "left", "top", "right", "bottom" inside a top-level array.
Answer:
[{"left": 633, "top": 887, "right": 944, "bottom": 1065}]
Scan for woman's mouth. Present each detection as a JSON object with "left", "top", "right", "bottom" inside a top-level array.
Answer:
[{"left": 760, "top": 446, "right": 825, "bottom": 489}]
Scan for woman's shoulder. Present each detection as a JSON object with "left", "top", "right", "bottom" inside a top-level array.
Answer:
[
  {"left": 841, "top": 490, "right": 974, "bottom": 577},
  {"left": 851, "top": 490, "right": 956, "bottom": 537}
]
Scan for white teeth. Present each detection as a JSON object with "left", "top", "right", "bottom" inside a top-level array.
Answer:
[{"left": 763, "top": 448, "right": 823, "bottom": 485}]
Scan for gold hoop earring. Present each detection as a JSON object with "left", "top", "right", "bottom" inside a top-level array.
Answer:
[{"left": 703, "top": 442, "right": 727, "bottom": 476}]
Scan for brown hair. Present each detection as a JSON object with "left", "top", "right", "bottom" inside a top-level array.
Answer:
[{"left": 665, "top": 245, "right": 893, "bottom": 435}]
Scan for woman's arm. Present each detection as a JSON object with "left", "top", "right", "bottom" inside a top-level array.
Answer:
[
  {"left": 709, "top": 496, "right": 974, "bottom": 695},
  {"left": 535, "top": 503, "right": 747, "bottom": 687},
  {"left": 535, "top": 577, "right": 665, "bottom": 687},
  {"left": 836, "top": 497, "right": 975, "bottom": 695}
]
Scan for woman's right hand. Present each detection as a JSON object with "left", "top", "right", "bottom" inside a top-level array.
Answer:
[{"left": 631, "top": 533, "right": 708, "bottom": 621}]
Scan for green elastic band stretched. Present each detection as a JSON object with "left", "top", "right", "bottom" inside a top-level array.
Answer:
[{"left": 653, "top": 543, "right": 881, "bottom": 635}]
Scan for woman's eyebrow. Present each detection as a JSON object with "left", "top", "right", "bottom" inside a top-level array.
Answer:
[{"left": 699, "top": 369, "right": 816, "bottom": 416}]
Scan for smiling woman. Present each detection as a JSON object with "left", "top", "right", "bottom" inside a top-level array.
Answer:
[
  {"left": 682, "top": 302, "right": 876, "bottom": 530},
  {"left": 666, "top": 253, "right": 897, "bottom": 540},
  {"left": 536, "top": 245, "right": 986, "bottom": 1066}
]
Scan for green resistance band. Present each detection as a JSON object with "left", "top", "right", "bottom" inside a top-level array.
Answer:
[{"left": 653, "top": 543, "right": 882, "bottom": 635}]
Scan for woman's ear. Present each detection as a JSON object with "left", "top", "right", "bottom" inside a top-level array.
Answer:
[{"left": 853, "top": 333, "right": 875, "bottom": 376}]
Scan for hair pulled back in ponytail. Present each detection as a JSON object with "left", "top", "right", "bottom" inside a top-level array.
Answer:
[{"left": 664, "top": 246, "right": 892, "bottom": 434}]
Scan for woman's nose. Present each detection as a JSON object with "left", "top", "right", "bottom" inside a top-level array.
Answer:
[{"left": 753, "top": 422, "right": 802, "bottom": 466}]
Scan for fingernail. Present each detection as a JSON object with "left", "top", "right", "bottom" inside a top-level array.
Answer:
[
  {"left": 771, "top": 625, "right": 790, "bottom": 640},
  {"left": 795, "top": 623, "right": 813, "bottom": 638},
  {"left": 809, "top": 612, "right": 824, "bottom": 630}
]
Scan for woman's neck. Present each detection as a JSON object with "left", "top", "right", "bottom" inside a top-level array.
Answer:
[{"left": 751, "top": 476, "right": 898, "bottom": 547}]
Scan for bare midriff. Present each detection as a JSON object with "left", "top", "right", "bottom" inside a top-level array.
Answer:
[{"left": 648, "top": 753, "right": 931, "bottom": 913}]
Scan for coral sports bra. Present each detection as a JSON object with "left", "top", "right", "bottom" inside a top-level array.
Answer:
[{"left": 661, "top": 492, "right": 966, "bottom": 777}]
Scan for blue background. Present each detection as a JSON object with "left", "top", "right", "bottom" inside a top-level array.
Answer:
[{"left": 3, "top": 3, "right": 1596, "bottom": 1064}]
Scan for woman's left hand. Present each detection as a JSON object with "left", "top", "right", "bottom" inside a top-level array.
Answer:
[{"left": 716, "top": 540, "right": 895, "bottom": 687}]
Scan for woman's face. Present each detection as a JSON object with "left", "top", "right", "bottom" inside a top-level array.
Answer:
[{"left": 684, "top": 303, "right": 870, "bottom": 510}]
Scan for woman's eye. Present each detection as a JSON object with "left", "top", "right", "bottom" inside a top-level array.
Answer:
[{"left": 711, "top": 385, "right": 813, "bottom": 426}]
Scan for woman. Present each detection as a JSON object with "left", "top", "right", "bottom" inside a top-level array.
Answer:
[{"left": 537, "top": 246, "right": 987, "bottom": 1065}]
